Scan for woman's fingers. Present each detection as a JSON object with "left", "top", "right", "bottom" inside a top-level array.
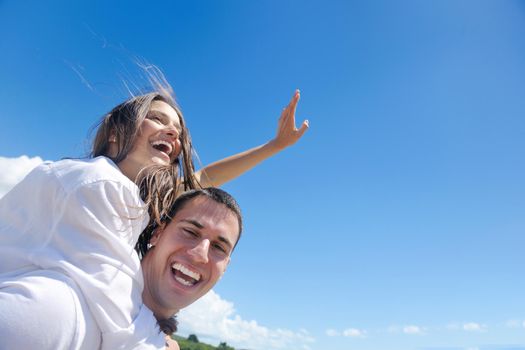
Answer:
[
  {"left": 297, "top": 119, "right": 309, "bottom": 137},
  {"left": 279, "top": 90, "right": 300, "bottom": 126}
]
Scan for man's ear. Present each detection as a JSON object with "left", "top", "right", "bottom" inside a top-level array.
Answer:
[{"left": 149, "top": 223, "right": 166, "bottom": 246}]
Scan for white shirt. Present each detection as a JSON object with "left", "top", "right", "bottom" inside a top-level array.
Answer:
[
  {"left": 0, "top": 157, "right": 165, "bottom": 349},
  {"left": 0, "top": 270, "right": 102, "bottom": 349}
]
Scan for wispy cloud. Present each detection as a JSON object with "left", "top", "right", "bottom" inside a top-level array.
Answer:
[
  {"left": 419, "top": 346, "right": 470, "bottom": 350},
  {"left": 387, "top": 324, "right": 426, "bottom": 335},
  {"left": 446, "top": 322, "right": 488, "bottom": 333},
  {"left": 506, "top": 319, "right": 525, "bottom": 329},
  {"left": 343, "top": 328, "right": 367, "bottom": 338},
  {"left": 325, "top": 327, "right": 367, "bottom": 338},
  {"left": 462, "top": 322, "right": 487, "bottom": 332},
  {"left": 403, "top": 325, "right": 425, "bottom": 335},
  {"left": 178, "top": 290, "right": 315, "bottom": 350},
  {"left": 0, "top": 156, "right": 43, "bottom": 198},
  {"left": 421, "top": 346, "right": 525, "bottom": 350},
  {"left": 325, "top": 329, "right": 339, "bottom": 337}
]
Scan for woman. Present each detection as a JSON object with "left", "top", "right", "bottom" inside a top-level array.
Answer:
[{"left": 0, "top": 87, "right": 308, "bottom": 349}]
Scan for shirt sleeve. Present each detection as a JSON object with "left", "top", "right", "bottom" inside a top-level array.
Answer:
[{"left": 40, "top": 179, "right": 164, "bottom": 350}]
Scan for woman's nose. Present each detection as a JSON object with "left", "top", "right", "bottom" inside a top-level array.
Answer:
[{"left": 165, "top": 125, "right": 179, "bottom": 140}]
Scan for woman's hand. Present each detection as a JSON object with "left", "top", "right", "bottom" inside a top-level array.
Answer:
[
  {"left": 194, "top": 89, "right": 310, "bottom": 187},
  {"left": 271, "top": 90, "right": 309, "bottom": 150}
]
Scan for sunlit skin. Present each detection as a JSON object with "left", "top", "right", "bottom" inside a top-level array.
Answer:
[
  {"left": 165, "top": 336, "right": 180, "bottom": 350},
  {"left": 141, "top": 195, "right": 240, "bottom": 320},
  {"left": 111, "top": 100, "right": 183, "bottom": 182},
  {"left": 191, "top": 90, "right": 309, "bottom": 187}
]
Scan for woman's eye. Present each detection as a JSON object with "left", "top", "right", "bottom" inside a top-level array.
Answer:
[{"left": 147, "top": 114, "right": 164, "bottom": 123}]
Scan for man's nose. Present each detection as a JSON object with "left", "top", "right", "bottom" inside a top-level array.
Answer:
[{"left": 188, "top": 239, "right": 210, "bottom": 264}]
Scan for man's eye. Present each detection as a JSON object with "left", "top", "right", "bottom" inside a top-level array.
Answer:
[
  {"left": 212, "top": 243, "right": 228, "bottom": 254},
  {"left": 182, "top": 229, "right": 198, "bottom": 238}
]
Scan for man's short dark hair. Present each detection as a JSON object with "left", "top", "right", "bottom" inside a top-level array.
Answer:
[{"left": 135, "top": 187, "right": 243, "bottom": 259}]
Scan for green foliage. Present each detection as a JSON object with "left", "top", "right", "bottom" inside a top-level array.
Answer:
[
  {"left": 172, "top": 335, "right": 235, "bottom": 350},
  {"left": 217, "top": 342, "right": 234, "bottom": 350},
  {"left": 188, "top": 334, "right": 199, "bottom": 343}
]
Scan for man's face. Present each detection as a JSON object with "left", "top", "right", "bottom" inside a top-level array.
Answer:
[{"left": 141, "top": 195, "right": 240, "bottom": 319}]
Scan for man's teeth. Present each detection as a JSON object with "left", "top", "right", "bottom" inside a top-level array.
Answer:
[
  {"left": 175, "top": 276, "right": 193, "bottom": 286},
  {"left": 172, "top": 262, "right": 201, "bottom": 282},
  {"left": 151, "top": 140, "right": 172, "bottom": 155}
]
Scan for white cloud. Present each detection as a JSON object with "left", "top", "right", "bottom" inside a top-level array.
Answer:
[
  {"left": 386, "top": 324, "right": 425, "bottom": 335},
  {"left": 0, "top": 156, "right": 43, "bottom": 198},
  {"left": 325, "top": 329, "right": 339, "bottom": 337},
  {"left": 178, "top": 290, "right": 315, "bottom": 350},
  {"left": 342, "top": 328, "right": 366, "bottom": 338},
  {"left": 462, "top": 322, "right": 486, "bottom": 332},
  {"left": 325, "top": 327, "right": 366, "bottom": 338},
  {"left": 505, "top": 319, "right": 522, "bottom": 328},
  {"left": 403, "top": 325, "right": 424, "bottom": 335},
  {"left": 447, "top": 322, "right": 487, "bottom": 333},
  {"left": 506, "top": 319, "right": 525, "bottom": 329}
]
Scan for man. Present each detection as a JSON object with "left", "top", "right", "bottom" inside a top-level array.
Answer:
[
  {"left": 0, "top": 188, "right": 242, "bottom": 350},
  {"left": 140, "top": 187, "right": 243, "bottom": 347}
]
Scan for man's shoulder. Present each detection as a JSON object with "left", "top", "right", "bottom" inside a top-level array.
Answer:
[{"left": 165, "top": 336, "right": 180, "bottom": 350}]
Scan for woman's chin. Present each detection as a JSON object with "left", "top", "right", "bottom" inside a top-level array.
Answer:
[{"left": 151, "top": 156, "right": 171, "bottom": 167}]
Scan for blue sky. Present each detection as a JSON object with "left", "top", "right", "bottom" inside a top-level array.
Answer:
[{"left": 1, "top": 1, "right": 525, "bottom": 349}]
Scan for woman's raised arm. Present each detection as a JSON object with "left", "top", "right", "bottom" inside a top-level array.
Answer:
[{"left": 195, "top": 90, "right": 309, "bottom": 187}]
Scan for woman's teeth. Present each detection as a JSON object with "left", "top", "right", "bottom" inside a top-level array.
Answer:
[{"left": 151, "top": 140, "right": 173, "bottom": 155}]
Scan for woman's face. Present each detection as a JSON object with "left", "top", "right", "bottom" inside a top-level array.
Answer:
[{"left": 116, "top": 100, "right": 183, "bottom": 181}]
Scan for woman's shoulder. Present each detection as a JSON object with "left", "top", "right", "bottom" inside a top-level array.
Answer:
[
  {"left": 50, "top": 156, "right": 134, "bottom": 190},
  {"left": 51, "top": 156, "right": 119, "bottom": 177},
  {"left": 19, "top": 157, "right": 142, "bottom": 209}
]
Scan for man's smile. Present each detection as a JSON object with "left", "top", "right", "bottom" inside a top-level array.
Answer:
[{"left": 171, "top": 262, "right": 201, "bottom": 287}]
